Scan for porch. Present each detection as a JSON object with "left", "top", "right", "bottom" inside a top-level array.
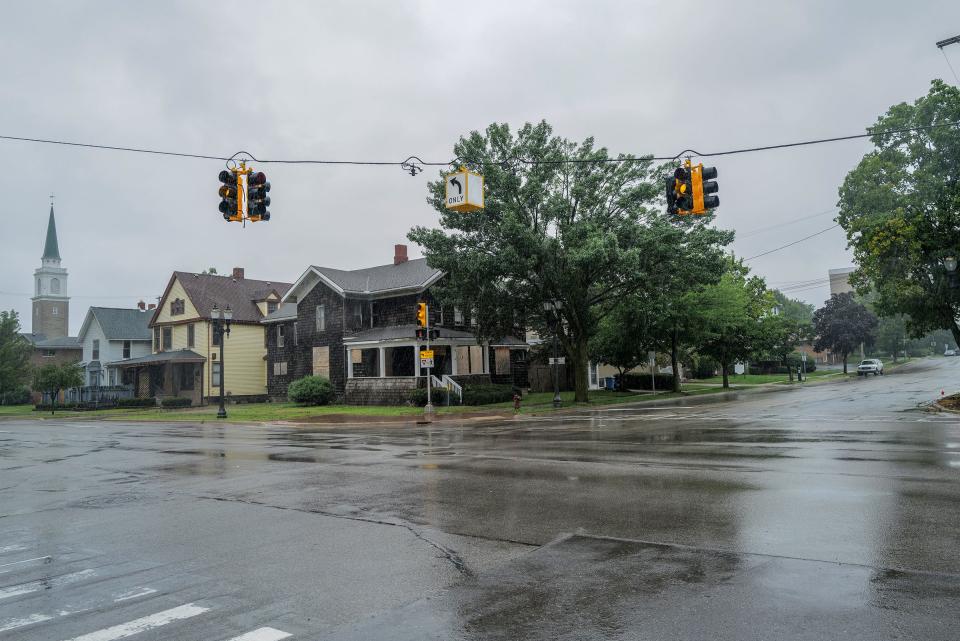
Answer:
[{"left": 110, "top": 350, "right": 206, "bottom": 407}]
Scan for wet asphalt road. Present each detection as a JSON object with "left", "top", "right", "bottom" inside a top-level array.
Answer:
[{"left": 1, "top": 357, "right": 959, "bottom": 640}]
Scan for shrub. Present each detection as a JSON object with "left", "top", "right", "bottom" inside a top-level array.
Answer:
[
  {"left": 34, "top": 402, "right": 79, "bottom": 412},
  {"left": 160, "top": 397, "right": 192, "bottom": 408},
  {"left": 621, "top": 373, "right": 675, "bottom": 390},
  {"left": 690, "top": 357, "right": 719, "bottom": 380},
  {"left": 288, "top": 376, "right": 335, "bottom": 406},
  {"left": 462, "top": 384, "right": 513, "bottom": 406},
  {"left": 409, "top": 387, "right": 450, "bottom": 406},
  {"left": 1, "top": 387, "right": 31, "bottom": 406},
  {"left": 116, "top": 397, "right": 157, "bottom": 408}
]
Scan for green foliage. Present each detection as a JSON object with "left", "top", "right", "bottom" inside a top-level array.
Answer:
[
  {"left": 116, "top": 397, "right": 157, "bottom": 408},
  {"left": 771, "top": 291, "right": 815, "bottom": 324},
  {"left": 288, "top": 376, "right": 335, "bottom": 406},
  {"left": 409, "top": 387, "right": 450, "bottom": 406},
  {"left": 34, "top": 403, "right": 79, "bottom": 412},
  {"left": 32, "top": 362, "right": 83, "bottom": 412},
  {"left": 813, "top": 292, "right": 879, "bottom": 372},
  {"left": 0, "top": 310, "right": 32, "bottom": 396},
  {"left": 462, "top": 384, "right": 514, "bottom": 405},
  {"left": 621, "top": 373, "right": 675, "bottom": 391},
  {"left": 160, "top": 397, "right": 192, "bottom": 408},
  {"left": 837, "top": 80, "right": 960, "bottom": 344},
  {"left": 1, "top": 387, "right": 31, "bottom": 406},
  {"left": 409, "top": 120, "right": 731, "bottom": 402}
]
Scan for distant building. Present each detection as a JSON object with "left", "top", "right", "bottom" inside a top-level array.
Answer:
[
  {"left": 32, "top": 205, "right": 70, "bottom": 338},
  {"left": 828, "top": 267, "right": 855, "bottom": 297}
]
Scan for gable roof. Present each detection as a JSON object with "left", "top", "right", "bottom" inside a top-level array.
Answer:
[
  {"left": 80, "top": 307, "right": 153, "bottom": 341},
  {"left": 284, "top": 258, "right": 443, "bottom": 303},
  {"left": 261, "top": 302, "right": 298, "bottom": 324},
  {"left": 20, "top": 333, "right": 81, "bottom": 350},
  {"left": 152, "top": 272, "right": 292, "bottom": 326}
]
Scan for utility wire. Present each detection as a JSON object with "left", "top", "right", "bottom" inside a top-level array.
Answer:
[
  {"left": 1, "top": 120, "right": 958, "bottom": 168},
  {"left": 943, "top": 48, "right": 960, "bottom": 84},
  {"left": 743, "top": 224, "right": 841, "bottom": 261},
  {"left": 737, "top": 208, "right": 836, "bottom": 239}
]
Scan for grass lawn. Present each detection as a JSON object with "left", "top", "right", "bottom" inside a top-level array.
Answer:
[
  {"left": 689, "top": 369, "right": 842, "bottom": 386},
  {"left": 0, "top": 404, "right": 45, "bottom": 417}
]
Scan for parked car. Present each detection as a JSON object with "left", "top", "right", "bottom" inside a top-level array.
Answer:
[
  {"left": 857, "top": 359, "right": 884, "bottom": 376},
  {"left": 945, "top": 349, "right": 957, "bottom": 357}
]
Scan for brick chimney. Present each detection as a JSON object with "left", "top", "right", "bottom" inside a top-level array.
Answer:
[
  {"left": 233, "top": 267, "right": 245, "bottom": 280},
  {"left": 394, "top": 244, "right": 408, "bottom": 265},
  {"left": 147, "top": 303, "right": 156, "bottom": 310},
  {"left": 137, "top": 300, "right": 146, "bottom": 311}
]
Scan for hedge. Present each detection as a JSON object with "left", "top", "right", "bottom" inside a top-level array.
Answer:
[
  {"left": 409, "top": 387, "right": 451, "bottom": 406},
  {"left": 1, "top": 387, "right": 31, "bottom": 406},
  {"left": 34, "top": 403, "right": 80, "bottom": 411},
  {"left": 621, "top": 373, "right": 675, "bottom": 391},
  {"left": 117, "top": 397, "right": 157, "bottom": 408},
  {"left": 462, "top": 384, "right": 513, "bottom": 406},
  {"left": 288, "top": 376, "right": 335, "bottom": 406},
  {"left": 160, "top": 397, "right": 192, "bottom": 408}
]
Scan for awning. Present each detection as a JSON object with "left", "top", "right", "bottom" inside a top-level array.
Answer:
[{"left": 109, "top": 350, "right": 206, "bottom": 368}]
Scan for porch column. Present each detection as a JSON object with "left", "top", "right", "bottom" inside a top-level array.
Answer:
[
  {"left": 346, "top": 348, "right": 354, "bottom": 378},
  {"left": 378, "top": 347, "right": 386, "bottom": 377},
  {"left": 450, "top": 345, "right": 458, "bottom": 376}
]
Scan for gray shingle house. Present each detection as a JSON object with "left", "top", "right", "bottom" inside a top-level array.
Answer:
[
  {"left": 263, "top": 245, "right": 529, "bottom": 404},
  {"left": 78, "top": 305, "right": 153, "bottom": 386}
]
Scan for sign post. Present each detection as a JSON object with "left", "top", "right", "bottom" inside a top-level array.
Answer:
[{"left": 649, "top": 351, "right": 656, "bottom": 394}]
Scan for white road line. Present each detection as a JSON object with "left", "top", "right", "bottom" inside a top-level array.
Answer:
[
  {"left": 0, "top": 544, "right": 28, "bottom": 555},
  {"left": 0, "top": 555, "right": 49, "bottom": 570},
  {"left": 62, "top": 603, "right": 209, "bottom": 641},
  {"left": 113, "top": 587, "right": 156, "bottom": 602},
  {"left": 0, "top": 612, "right": 54, "bottom": 632},
  {"left": 0, "top": 568, "right": 96, "bottom": 600},
  {"left": 224, "top": 627, "right": 292, "bottom": 641}
]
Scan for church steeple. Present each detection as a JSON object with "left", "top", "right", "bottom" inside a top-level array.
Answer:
[{"left": 42, "top": 205, "right": 61, "bottom": 262}]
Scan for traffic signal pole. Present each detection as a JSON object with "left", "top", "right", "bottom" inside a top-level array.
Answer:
[{"left": 424, "top": 306, "right": 434, "bottom": 420}]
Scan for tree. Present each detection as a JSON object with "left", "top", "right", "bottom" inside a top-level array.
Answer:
[
  {"left": 0, "top": 310, "right": 32, "bottom": 398},
  {"left": 201, "top": 267, "right": 218, "bottom": 275},
  {"left": 685, "top": 264, "right": 777, "bottom": 388},
  {"left": 812, "top": 293, "right": 879, "bottom": 374},
  {"left": 874, "top": 314, "right": 908, "bottom": 362},
  {"left": 33, "top": 362, "right": 83, "bottom": 414},
  {"left": 837, "top": 80, "right": 960, "bottom": 345},
  {"left": 763, "top": 314, "right": 808, "bottom": 382},
  {"left": 589, "top": 302, "right": 650, "bottom": 391},
  {"left": 409, "top": 121, "right": 694, "bottom": 402},
  {"left": 771, "top": 290, "right": 814, "bottom": 325}
]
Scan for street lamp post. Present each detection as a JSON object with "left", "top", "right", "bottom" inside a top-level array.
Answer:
[
  {"left": 944, "top": 255, "right": 958, "bottom": 289},
  {"left": 211, "top": 305, "right": 232, "bottom": 419},
  {"left": 543, "top": 301, "right": 563, "bottom": 408}
]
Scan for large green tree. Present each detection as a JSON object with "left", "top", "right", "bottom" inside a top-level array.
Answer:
[
  {"left": 410, "top": 121, "right": 702, "bottom": 402},
  {"left": 812, "top": 292, "right": 879, "bottom": 373},
  {"left": 33, "top": 362, "right": 83, "bottom": 414},
  {"left": 0, "top": 310, "right": 32, "bottom": 397},
  {"left": 837, "top": 80, "right": 960, "bottom": 344}
]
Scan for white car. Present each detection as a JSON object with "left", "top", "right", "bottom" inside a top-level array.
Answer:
[
  {"left": 857, "top": 359, "right": 884, "bottom": 376},
  {"left": 945, "top": 349, "right": 957, "bottom": 357}
]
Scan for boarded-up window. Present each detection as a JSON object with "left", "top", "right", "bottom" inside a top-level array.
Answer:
[
  {"left": 469, "top": 345, "right": 485, "bottom": 374},
  {"left": 454, "top": 346, "right": 469, "bottom": 374},
  {"left": 312, "top": 346, "right": 330, "bottom": 379},
  {"left": 495, "top": 348, "right": 511, "bottom": 375}
]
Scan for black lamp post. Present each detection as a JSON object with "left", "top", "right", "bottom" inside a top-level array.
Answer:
[
  {"left": 543, "top": 301, "right": 563, "bottom": 408},
  {"left": 944, "top": 255, "right": 958, "bottom": 289},
  {"left": 211, "top": 304, "right": 232, "bottom": 419}
]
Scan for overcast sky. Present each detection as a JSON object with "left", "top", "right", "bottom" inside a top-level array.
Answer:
[{"left": 2, "top": 0, "right": 959, "bottom": 335}]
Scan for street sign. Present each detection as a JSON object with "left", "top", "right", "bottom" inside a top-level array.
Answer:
[
  {"left": 801, "top": 352, "right": 807, "bottom": 362},
  {"left": 548, "top": 357, "right": 566, "bottom": 365},
  {"left": 420, "top": 349, "right": 434, "bottom": 359},
  {"left": 444, "top": 167, "right": 484, "bottom": 212},
  {"left": 648, "top": 351, "right": 656, "bottom": 367},
  {"left": 420, "top": 357, "right": 435, "bottom": 368}
]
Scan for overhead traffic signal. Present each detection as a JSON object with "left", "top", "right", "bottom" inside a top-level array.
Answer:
[
  {"left": 666, "top": 161, "right": 719, "bottom": 216},
  {"left": 247, "top": 171, "right": 271, "bottom": 222},
  {"left": 416, "top": 303, "right": 428, "bottom": 328},
  {"left": 218, "top": 170, "right": 241, "bottom": 222}
]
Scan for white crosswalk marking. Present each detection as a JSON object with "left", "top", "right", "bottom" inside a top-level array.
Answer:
[
  {"left": 224, "top": 627, "right": 292, "bottom": 641},
  {"left": 0, "top": 545, "right": 28, "bottom": 555},
  {"left": 0, "top": 568, "right": 95, "bottom": 600},
  {"left": 0, "top": 555, "right": 49, "bottom": 571},
  {"left": 61, "top": 603, "right": 210, "bottom": 641},
  {"left": 112, "top": 587, "right": 156, "bottom": 602},
  {"left": 0, "top": 612, "right": 54, "bottom": 632},
  {"left": 0, "top": 585, "right": 157, "bottom": 633}
]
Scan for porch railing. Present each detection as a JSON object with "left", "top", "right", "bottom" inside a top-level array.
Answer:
[
  {"left": 441, "top": 375, "right": 463, "bottom": 403},
  {"left": 65, "top": 385, "right": 135, "bottom": 404}
]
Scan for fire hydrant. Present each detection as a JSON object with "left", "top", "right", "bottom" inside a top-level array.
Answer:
[{"left": 513, "top": 393, "right": 521, "bottom": 414}]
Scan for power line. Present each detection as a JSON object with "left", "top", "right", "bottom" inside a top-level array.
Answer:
[
  {"left": 1, "top": 120, "right": 958, "bottom": 168},
  {"left": 942, "top": 48, "right": 960, "bottom": 84},
  {"left": 737, "top": 208, "right": 837, "bottom": 239},
  {"left": 743, "top": 224, "right": 841, "bottom": 261}
]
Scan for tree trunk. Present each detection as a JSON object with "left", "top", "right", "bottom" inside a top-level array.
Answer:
[
  {"left": 617, "top": 367, "right": 626, "bottom": 392},
  {"left": 950, "top": 321, "right": 960, "bottom": 351},
  {"left": 721, "top": 361, "right": 730, "bottom": 389},
  {"left": 787, "top": 363, "right": 793, "bottom": 382},
  {"left": 842, "top": 352, "right": 848, "bottom": 374},
  {"left": 572, "top": 338, "right": 590, "bottom": 403},
  {"left": 670, "top": 322, "right": 681, "bottom": 393}
]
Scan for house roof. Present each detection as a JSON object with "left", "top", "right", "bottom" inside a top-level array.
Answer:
[
  {"left": 490, "top": 336, "right": 529, "bottom": 348},
  {"left": 108, "top": 349, "right": 206, "bottom": 367},
  {"left": 81, "top": 307, "right": 153, "bottom": 341},
  {"left": 21, "top": 333, "right": 81, "bottom": 349},
  {"left": 284, "top": 258, "right": 444, "bottom": 303},
  {"left": 261, "top": 303, "right": 298, "bottom": 324},
  {"left": 43, "top": 206, "right": 60, "bottom": 261},
  {"left": 343, "top": 324, "right": 477, "bottom": 344},
  {"left": 152, "top": 272, "right": 292, "bottom": 326}
]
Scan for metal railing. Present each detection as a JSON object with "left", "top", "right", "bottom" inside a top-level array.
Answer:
[
  {"left": 65, "top": 385, "right": 135, "bottom": 404},
  {"left": 441, "top": 375, "right": 463, "bottom": 403}
]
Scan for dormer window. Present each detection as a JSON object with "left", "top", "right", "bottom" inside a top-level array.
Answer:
[
  {"left": 267, "top": 301, "right": 278, "bottom": 314},
  {"left": 170, "top": 298, "right": 185, "bottom": 316}
]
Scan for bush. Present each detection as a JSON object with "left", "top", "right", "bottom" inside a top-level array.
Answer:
[
  {"left": 690, "top": 357, "right": 719, "bottom": 380},
  {"left": 409, "top": 387, "right": 450, "bottom": 406},
  {"left": 462, "top": 384, "right": 513, "bottom": 406},
  {"left": 621, "top": 373, "right": 675, "bottom": 390},
  {"left": 288, "top": 376, "right": 335, "bottom": 406},
  {"left": 160, "top": 397, "right": 192, "bottom": 408},
  {"left": 117, "top": 397, "right": 157, "bottom": 408},
  {"left": 1, "top": 387, "right": 31, "bottom": 406},
  {"left": 34, "top": 402, "right": 79, "bottom": 412}
]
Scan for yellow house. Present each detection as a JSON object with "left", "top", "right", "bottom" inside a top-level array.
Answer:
[{"left": 115, "top": 268, "right": 290, "bottom": 405}]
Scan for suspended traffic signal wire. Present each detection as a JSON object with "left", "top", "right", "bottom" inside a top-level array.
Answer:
[
  {"left": 942, "top": 48, "right": 960, "bottom": 85},
  {"left": 743, "top": 224, "right": 841, "bottom": 261},
  {"left": 1, "top": 120, "right": 959, "bottom": 168},
  {"left": 736, "top": 208, "right": 837, "bottom": 239}
]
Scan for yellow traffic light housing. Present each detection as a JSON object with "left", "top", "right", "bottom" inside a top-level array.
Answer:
[
  {"left": 416, "top": 303, "right": 428, "bottom": 328},
  {"left": 669, "top": 159, "right": 719, "bottom": 216}
]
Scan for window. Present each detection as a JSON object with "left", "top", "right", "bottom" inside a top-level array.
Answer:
[
  {"left": 43, "top": 349, "right": 55, "bottom": 357},
  {"left": 212, "top": 362, "right": 222, "bottom": 387},
  {"left": 92, "top": 339, "right": 100, "bottom": 360},
  {"left": 180, "top": 365, "right": 194, "bottom": 390},
  {"left": 273, "top": 362, "right": 288, "bottom": 376},
  {"left": 162, "top": 327, "right": 172, "bottom": 351},
  {"left": 153, "top": 327, "right": 160, "bottom": 351},
  {"left": 353, "top": 301, "right": 363, "bottom": 328},
  {"left": 293, "top": 322, "right": 298, "bottom": 346},
  {"left": 213, "top": 326, "right": 221, "bottom": 346},
  {"left": 454, "top": 307, "right": 464, "bottom": 326},
  {"left": 51, "top": 278, "right": 60, "bottom": 294},
  {"left": 170, "top": 299, "right": 185, "bottom": 315},
  {"left": 123, "top": 340, "right": 131, "bottom": 359},
  {"left": 52, "top": 306, "right": 58, "bottom": 316},
  {"left": 316, "top": 304, "right": 325, "bottom": 331},
  {"left": 109, "top": 369, "right": 117, "bottom": 386},
  {"left": 187, "top": 324, "right": 195, "bottom": 348},
  {"left": 495, "top": 348, "right": 511, "bottom": 375},
  {"left": 267, "top": 301, "right": 278, "bottom": 314},
  {"left": 277, "top": 325, "right": 285, "bottom": 348}
]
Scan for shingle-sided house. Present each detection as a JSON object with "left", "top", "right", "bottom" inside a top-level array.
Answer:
[
  {"left": 114, "top": 268, "right": 290, "bottom": 406},
  {"left": 263, "top": 245, "right": 529, "bottom": 404},
  {"left": 78, "top": 305, "right": 153, "bottom": 387}
]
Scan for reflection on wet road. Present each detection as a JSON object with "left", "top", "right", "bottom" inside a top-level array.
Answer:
[{"left": 1, "top": 357, "right": 958, "bottom": 639}]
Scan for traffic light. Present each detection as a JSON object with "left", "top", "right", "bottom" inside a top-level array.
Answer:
[
  {"left": 416, "top": 328, "right": 427, "bottom": 341},
  {"left": 699, "top": 166, "right": 719, "bottom": 210},
  {"left": 247, "top": 171, "right": 271, "bottom": 222},
  {"left": 673, "top": 166, "right": 693, "bottom": 213},
  {"left": 416, "top": 303, "right": 428, "bottom": 328},
  {"left": 218, "top": 170, "right": 241, "bottom": 222},
  {"left": 666, "top": 162, "right": 719, "bottom": 215}
]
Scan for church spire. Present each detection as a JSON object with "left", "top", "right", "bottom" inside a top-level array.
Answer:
[{"left": 42, "top": 205, "right": 60, "bottom": 261}]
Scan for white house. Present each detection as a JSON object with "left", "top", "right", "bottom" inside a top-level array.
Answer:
[{"left": 77, "top": 305, "right": 154, "bottom": 386}]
